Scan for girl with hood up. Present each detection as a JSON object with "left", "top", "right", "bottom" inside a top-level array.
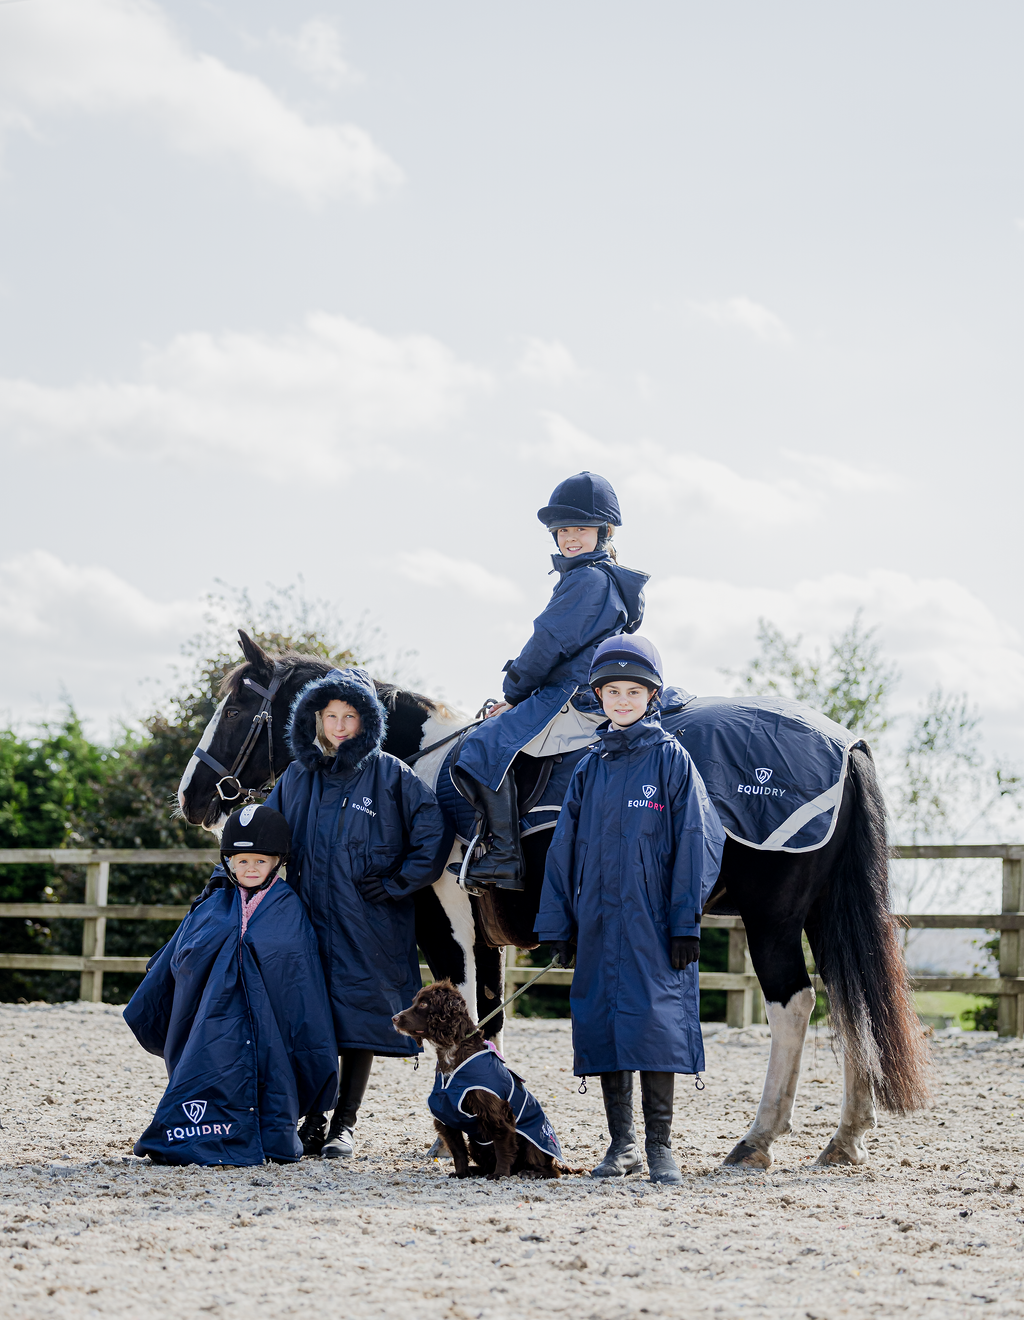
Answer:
[
  {"left": 453, "top": 471, "right": 649, "bottom": 891},
  {"left": 265, "top": 667, "right": 452, "bottom": 1160}
]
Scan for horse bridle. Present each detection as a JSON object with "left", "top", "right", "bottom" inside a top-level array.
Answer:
[{"left": 192, "top": 673, "right": 284, "bottom": 805}]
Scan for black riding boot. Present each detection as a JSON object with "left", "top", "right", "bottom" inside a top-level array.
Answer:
[
  {"left": 448, "top": 766, "right": 524, "bottom": 891},
  {"left": 640, "top": 1071, "right": 682, "bottom": 1184},
  {"left": 323, "top": 1049, "right": 374, "bottom": 1159},
  {"left": 298, "top": 1112, "right": 327, "bottom": 1157},
  {"left": 591, "top": 1072, "right": 643, "bottom": 1178}
]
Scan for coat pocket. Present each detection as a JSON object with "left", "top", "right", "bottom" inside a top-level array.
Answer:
[
  {"left": 638, "top": 839, "right": 668, "bottom": 927},
  {"left": 572, "top": 842, "right": 589, "bottom": 911}
]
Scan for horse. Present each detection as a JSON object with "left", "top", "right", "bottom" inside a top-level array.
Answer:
[{"left": 177, "top": 631, "right": 929, "bottom": 1170}]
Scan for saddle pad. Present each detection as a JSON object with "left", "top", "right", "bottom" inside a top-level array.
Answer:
[{"left": 659, "top": 692, "right": 862, "bottom": 853}]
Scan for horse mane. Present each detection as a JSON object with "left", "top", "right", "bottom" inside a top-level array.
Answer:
[{"left": 217, "top": 650, "right": 331, "bottom": 699}]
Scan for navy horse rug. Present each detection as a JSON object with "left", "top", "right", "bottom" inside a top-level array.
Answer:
[{"left": 660, "top": 690, "right": 862, "bottom": 853}]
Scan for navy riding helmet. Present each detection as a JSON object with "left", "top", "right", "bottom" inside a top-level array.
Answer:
[
  {"left": 537, "top": 471, "right": 621, "bottom": 532},
  {"left": 589, "top": 634, "right": 664, "bottom": 691}
]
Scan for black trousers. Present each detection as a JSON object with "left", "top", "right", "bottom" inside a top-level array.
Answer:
[{"left": 334, "top": 1049, "right": 374, "bottom": 1129}]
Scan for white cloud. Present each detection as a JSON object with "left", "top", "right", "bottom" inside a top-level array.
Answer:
[
  {"left": 780, "top": 449, "right": 900, "bottom": 494},
  {"left": 0, "top": 550, "right": 204, "bottom": 728},
  {"left": 274, "top": 18, "right": 359, "bottom": 89},
  {"left": 0, "top": 312, "right": 493, "bottom": 476},
  {"left": 0, "top": 0, "right": 399, "bottom": 205},
  {"left": 528, "top": 413, "right": 811, "bottom": 528},
  {"left": 392, "top": 550, "right": 522, "bottom": 604},
  {"left": 645, "top": 569, "right": 1024, "bottom": 746},
  {"left": 689, "top": 296, "right": 793, "bottom": 346},
  {"left": 516, "top": 338, "right": 583, "bottom": 384}
]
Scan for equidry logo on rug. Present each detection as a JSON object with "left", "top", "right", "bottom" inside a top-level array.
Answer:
[
  {"left": 737, "top": 767, "right": 787, "bottom": 798},
  {"left": 628, "top": 784, "right": 664, "bottom": 811},
  {"left": 165, "top": 1099, "right": 233, "bottom": 1143},
  {"left": 352, "top": 796, "right": 376, "bottom": 817}
]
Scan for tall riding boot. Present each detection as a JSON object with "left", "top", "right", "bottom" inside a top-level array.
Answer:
[
  {"left": 323, "top": 1049, "right": 374, "bottom": 1159},
  {"left": 449, "top": 766, "right": 524, "bottom": 891},
  {"left": 591, "top": 1072, "right": 643, "bottom": 1178},
  {"left": 640, "top": 1071, "right": 682, "bottom": 1184},
  {"left": 298, "top": 1112, "right": 327, "bottom": 1157}
]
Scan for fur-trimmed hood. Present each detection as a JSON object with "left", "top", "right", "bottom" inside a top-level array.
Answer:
[{"left": 287, "top": 667, "right": 386, "bottom": 775}]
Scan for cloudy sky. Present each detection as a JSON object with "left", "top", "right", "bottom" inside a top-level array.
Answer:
[{"left": 2, "top": 0, "right": 1024, "bottom": 757}]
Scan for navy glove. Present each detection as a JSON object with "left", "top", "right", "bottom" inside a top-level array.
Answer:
[
  {"left": 355, "top": 874, "right": 392, "bottom": 904},
  {"left": 551, "top": 940, "right": 576, "bottom": 969},
  {"left": 671, "top": 936, "right": 700, "bottom": 970}
]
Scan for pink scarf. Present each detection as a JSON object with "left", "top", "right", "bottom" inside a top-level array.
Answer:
[{"left": 239, "top": 876, "right": 277, "bottom": 937}]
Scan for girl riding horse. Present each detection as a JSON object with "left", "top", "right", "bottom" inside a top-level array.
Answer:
[{"left": 453, "top": 471, "right": 649, "bottom": 890}]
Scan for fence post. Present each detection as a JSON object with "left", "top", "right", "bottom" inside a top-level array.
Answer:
[
  {"left": 79, "top": 862, "right": 109, "bottom": 1004},
  {"left": 999, "top": 857, "right": 1024, "bottom": 1038},
  {"left": 727, "top": 927, "right": 753, "bottom": 1028}
]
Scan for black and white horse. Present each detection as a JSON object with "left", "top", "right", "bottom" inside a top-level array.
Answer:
[{"left": 177, "top": 632, "right": 929, "bottom": 1170}]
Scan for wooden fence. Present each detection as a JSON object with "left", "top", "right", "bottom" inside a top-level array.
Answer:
[{"left": 1, "top": 845, "right": 1022, "bottom": 1036}]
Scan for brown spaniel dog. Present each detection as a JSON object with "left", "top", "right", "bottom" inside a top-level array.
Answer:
[{"left": 393, "top": 981, "right": 574, "bottom": 1180}]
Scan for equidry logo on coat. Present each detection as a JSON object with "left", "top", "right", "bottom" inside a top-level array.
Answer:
[
  {"left": 628, "top": 784, "right": 664, "bottom": 811},
  {"left": 165, "top": 1099, "right": 233, "bottom": 1143},
  {"left": 737, "top": 767, "right": 787, "bottom": 798},
  {"left": 352, "top": 797, "right": 376, "bottom": 817}
]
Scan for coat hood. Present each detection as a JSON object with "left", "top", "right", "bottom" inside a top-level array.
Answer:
[
  {"left": 287, "top": 666, "right": 386, "bottom": 775},
  {"left": 550, "top": 553, "right": 648, "bottom": 635}
]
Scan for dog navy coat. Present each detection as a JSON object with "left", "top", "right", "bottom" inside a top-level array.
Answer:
[
  {"left": 456, "top": 551, "right": 648, "bottom": 791},
  {"left": 428, "top": 1048, "right": 563, "bottom": 1159},
  {"left": 536, "top": 716, "right": 725, "bottom": 1076},
  {"left": 124, "top": 881, "right": 339, "bottom": 1166}
]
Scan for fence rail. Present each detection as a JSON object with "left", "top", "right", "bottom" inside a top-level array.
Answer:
[{"left": 1, "top": 846, "right": 1021, "bottom": 1035}]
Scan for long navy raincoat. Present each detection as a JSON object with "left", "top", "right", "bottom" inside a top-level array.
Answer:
[
  {"left": 457, "top": 550, "right": 649, "bottom": 791},
  {"left": 267, "top": 667, "right": 452, "bottom": 1057},
  {"left": 124, "top": 881, "right": 339, "bottom": 1166},
  {"left": 535, "top": 718, "right": 726, "bottom": 1076}
]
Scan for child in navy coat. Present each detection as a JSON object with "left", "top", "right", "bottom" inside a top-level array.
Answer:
[{"left": 535, "top": 636, "right": 725, "bottom": 1184}]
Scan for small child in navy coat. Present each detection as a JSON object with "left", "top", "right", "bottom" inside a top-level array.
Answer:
[{"left": 535, "top": 636, "right": 725, "bottom": 1184}]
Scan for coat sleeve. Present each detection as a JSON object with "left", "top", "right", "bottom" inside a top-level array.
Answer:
[
  {"left": 383, "top": 764, "right": 454, "bottom": 897},
  {"left": 534, "top": 761, "right": 587, "bottom": 941},
  {"left": 502, "top": 568, "right": 624, "bottom": 704},
  {"left": 265, "top": 762, "right": 313, "bottom": 898},
  {"left": 668, "top": 749, "right": 726, "bottom": 938}
]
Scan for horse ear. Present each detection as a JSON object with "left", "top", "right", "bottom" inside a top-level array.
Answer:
[{"left": 237, "top": 629, "right": 274, "bottom": 678}]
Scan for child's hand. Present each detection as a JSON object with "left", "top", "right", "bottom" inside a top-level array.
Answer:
[
  {"left": 551, "top": 940, "right": 576, "bottom": 969},
  {"left": 670, "top": 936, "right": 700, "bottom": 970},
  {"left": 355, "top": 874, "right": 392, "bottom": 904}
]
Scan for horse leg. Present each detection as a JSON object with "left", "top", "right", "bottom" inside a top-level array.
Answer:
[
  {"left": 722, "top": 919, "right": 815, "bottom": 1169},
  {"left": 816, "top": 1050, "right": 876, "bottom": 1166}
]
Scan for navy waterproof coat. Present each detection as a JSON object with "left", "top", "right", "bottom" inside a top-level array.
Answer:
[
  {"left": 457, "top": 551, "right": 649, "bottom": 791},
  {"left": 267, "top": 667, "right": 452, "bottom": 1057},
  {"left": 535, "top": 718, "right": 726, "bottom": 1075},
  {"left": 124, "top": 881, "right": 339, "bottom": 1166}
]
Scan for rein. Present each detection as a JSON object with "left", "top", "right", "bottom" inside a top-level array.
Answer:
[
  {"left": 464, "top": 958, "right": 561, "bottom": 1039},
  {"left": 192, "top": 673, "right": 284, "bottom": 805},
  {"left": 403, "top": 718, "right": 484, "bottom": 768}
]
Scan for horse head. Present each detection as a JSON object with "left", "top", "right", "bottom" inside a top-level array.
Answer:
[{"left": 177, "top": 630, "right": 330, "bottom": 833}]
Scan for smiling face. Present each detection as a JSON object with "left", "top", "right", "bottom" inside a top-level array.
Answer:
[
  {"left": 320, "top": 699, "right": 362, "bottom": 747},
  {"left": 597, "top": 680, "right": 655, "bottom": 728},
  {"left": 229, "top": 852, "right": 279, "bottom": 889},
  {"left": 556, "top": 525, "right": 600, "bottom": 557}
]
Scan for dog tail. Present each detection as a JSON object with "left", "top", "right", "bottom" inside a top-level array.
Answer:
[{"left": 812, "top": 745, "right": 931, "bottom": 1114}]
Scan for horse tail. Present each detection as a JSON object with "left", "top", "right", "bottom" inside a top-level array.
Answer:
[{"left": 813, "top": 745, "right": 930, "bottom": 1114}]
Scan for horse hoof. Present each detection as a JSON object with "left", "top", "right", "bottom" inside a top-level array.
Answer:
[
  {"left": 816, "top": 1138, "right": 867, "bottom": 1167},
  {"left": 721, "top": 1141, "right": 771, "bottom": 1170}
]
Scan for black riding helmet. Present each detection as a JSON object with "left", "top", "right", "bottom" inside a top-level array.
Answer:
[{"left": 220, "top": 804, "right": 291, "bottom": 888}]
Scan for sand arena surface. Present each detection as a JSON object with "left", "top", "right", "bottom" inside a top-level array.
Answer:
[{"left": 1, "top": 1004, "right": 1023, "bottom": 1319}]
